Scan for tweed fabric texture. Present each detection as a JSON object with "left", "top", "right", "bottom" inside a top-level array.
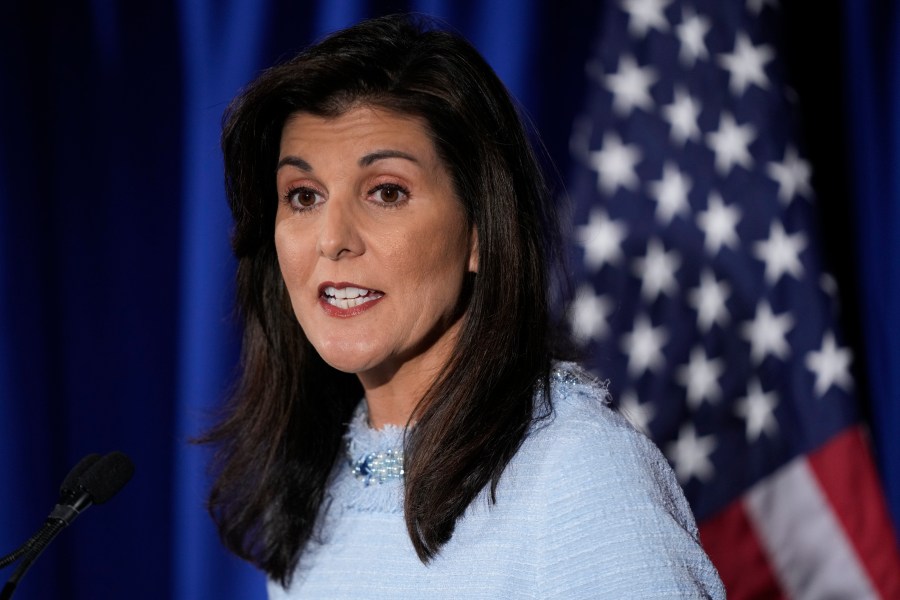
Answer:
[{"left": 269, "top": 364, "right": 725, "bottom": 598}]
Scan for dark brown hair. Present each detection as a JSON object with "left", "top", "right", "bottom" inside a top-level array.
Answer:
[{"left": 204, "top": 13, "right": 565, "bottom": 585}]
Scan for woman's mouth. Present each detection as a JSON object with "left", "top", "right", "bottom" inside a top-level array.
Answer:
[{"left": 320, "top": 285, "right": 385, "bottom": 311}]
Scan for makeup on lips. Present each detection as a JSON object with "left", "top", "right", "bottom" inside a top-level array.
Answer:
[{"left": 319, "top": 282, "right": 385, "bottom": 317}]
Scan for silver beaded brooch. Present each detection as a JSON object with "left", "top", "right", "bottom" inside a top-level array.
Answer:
[{"left": 348, "top": 448, "right": 405, "bottom": 486}]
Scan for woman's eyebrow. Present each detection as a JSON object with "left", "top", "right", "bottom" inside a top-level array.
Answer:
[
  {"left": 276, "top": 155, "right": 313, "bottom": 172},
  {"left": 359, "top": 149, "right": 419, "bottom": 167}
]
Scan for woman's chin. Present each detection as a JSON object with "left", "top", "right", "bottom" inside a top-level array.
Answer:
[{"left": 314, "top": 346, "right": 383, "bottom": 376}]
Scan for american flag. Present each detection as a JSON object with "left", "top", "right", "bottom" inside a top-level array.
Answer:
[{"left": 565, "top": 0, "right": 900, "bottom": 597}]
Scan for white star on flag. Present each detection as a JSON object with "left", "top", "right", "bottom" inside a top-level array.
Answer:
[
  {"left": 746, "top": 0, "right": 779, "bottom": 15},
  {"left": 741, "top": 300, "right": 795, "bottom": 364},
  {"left": 753, "top": 220, "right": 807, "bottom": 285},
  {"left": 621, "top": 0, "right": 673, "bottom": 37},
  {"left": 820, "top": 273, "right": 840, "bottom": 300},
  {"left": 621, "top": 314, "right": 669, "bottom": 377},
  {"left": 805, "top": 332, "right": 854, "bottom": 397},
  {"left": 766, "top": 145, "right": 813, "bottom": 204},
  {"left": 632, "top": 238, "right": 681, "bottom": 301},
  {"left": 648, "top": 161, "right": 692, "bottom": 224},
  {"left": 735, "top": 379, "right": 779, "bottom": 441},
  {"left": 589, "top": 133, "right": 643, "bottom": 195},
  {"left": 570, "top": 284, "right": 614, "bottom": 343},
  {"left": 706, "top": 112, "right": 757, "bottom": 176},
  {"left": 604, "top": 55, "right": 659, "bottom": 116},
  {"left": 717, "top": 32, "right": 774, "bottom": 96},
  {"left": 618, "top": 389, "right": 655, "bottom": 435},
  {"left": 675, "top": 6, "right": 711, "bottom": 67},
  {"left": 667, "top": 423, "right": 717, "bottom": 483},
  {"left": 697, "top": 191, "right": 742, "bottom": 255},
  {"left": 576, "top": 208, "right": 628, "bottom": 270},
  {"left": 662, "top": 87, "right": 702, "bottom": 146},
  {"left": 688, "top": 269, "right": 731, "bottom": 332},
  {"left": 677, "top": 346, "right": 725, "bottom": 409},
  {"left": 568, "top": 115, "right": 594, "bottom": 162}
]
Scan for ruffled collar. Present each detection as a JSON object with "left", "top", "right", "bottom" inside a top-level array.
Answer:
[
  {"left": 326, "top": 364, "right": 589, "bottom": 515},
  {"left": 327, "top": 402, "right": 407, "bottom": 514},
  {"left": 345, "top": 402, "right": 407, "bottom": 459}
]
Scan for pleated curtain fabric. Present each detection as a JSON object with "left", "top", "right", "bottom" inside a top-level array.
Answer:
[{"left": 0, "top": 1, "right": 898, "bottom": 598}]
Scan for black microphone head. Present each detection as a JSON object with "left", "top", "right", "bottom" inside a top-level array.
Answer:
[
  {"left": 60, "top": 454, "right": 102, "bottom": 495},
  {"left": 79, "top": 451, "right": 135, "bottom": 504}
]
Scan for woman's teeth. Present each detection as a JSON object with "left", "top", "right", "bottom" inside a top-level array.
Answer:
[{"left": 323, "top": 286, "right": 382, "bottom": 309}]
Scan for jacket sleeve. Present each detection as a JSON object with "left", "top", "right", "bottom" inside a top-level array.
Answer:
[{"left": 534, "top": 400, "right": 726, "bottom": 599}]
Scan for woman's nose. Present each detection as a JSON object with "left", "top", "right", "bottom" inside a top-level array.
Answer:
[{"left": 316, "top": 196, "right": 363, "bottom": 260}]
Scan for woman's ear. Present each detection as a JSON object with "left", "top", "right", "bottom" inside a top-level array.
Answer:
[{"left": 468, "top": 227, "right": 479, "bottom": 273}]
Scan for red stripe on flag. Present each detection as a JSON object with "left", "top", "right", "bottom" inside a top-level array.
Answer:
[
  {"left": 699, "top": 500, "right": 786, "bottom": 600},
  {"left": 807, "top": 426, "right": 900, "bottom": 599}
]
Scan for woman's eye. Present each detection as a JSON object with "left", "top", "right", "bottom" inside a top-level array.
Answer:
[
  {"left": 370, "top": 184, "right": 409, "bottom": 205},
  {"left": 285, "top": 187, "right": 323, "bottom": 209}
]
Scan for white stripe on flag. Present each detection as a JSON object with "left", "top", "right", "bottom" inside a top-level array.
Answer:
[{"left": 745, "top": 455, "right": 876, "bottom": 599}]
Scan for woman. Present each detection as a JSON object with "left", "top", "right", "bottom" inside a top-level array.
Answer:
[{"left": 205, "top": 14, "right": 725, "bottom": 598}]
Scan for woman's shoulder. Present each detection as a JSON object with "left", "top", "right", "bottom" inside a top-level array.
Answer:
[
  {"left": 532, "top": 362, "right": 661, "bottom": 462},
  {"left": 513, "top": 362, "right": 725, "bottom": 598},
  {"left": 525, "top": 361, "right": 691, "bottom": 519}
]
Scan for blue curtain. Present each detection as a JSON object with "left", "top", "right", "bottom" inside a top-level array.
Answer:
[
  {"left": 0, "top": 1, "right": 896, "bottom": 598},
  {"left": 842, "top": 0, "right": 900, "bottom": 532},
  {"left": 0, "top": 2, "right": 556, "bottom": 598}
]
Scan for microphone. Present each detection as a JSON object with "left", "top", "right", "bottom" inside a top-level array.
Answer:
[
  {"left": 0, "top": 454, "right": 101, "bottom": 569},
  {"left": 51, "top": 451, "right": 133, "bottom": 525},
  {"left": 0, "top": 452, "right": 134, "bottom": 599}
]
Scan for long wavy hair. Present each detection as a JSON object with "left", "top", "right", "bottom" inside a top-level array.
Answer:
[{"left": 202, "top": 14, "right": 566, "bottom": 585}]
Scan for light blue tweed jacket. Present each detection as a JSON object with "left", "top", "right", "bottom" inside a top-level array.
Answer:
[{"left": 269, "top": 364, "right": 725, "bottom": 598}]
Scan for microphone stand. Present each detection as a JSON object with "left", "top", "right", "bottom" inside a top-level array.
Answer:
[
  {"left": 0, "top": 452, "right": 133, "bottom": 599},
  {"left": 0, "top": 531, "right": 42, "bottom": 569},
  {"left": 0, "top": 519, "right": 67, "bottom": 599}
]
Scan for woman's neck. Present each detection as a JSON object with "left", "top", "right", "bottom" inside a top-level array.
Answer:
[{"left": 358, "top": 359, "right": 447, "bottom": 428}]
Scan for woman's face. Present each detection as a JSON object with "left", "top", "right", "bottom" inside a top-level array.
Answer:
[{"left": 275, "top": 106, "right": 478, "bottom": 391}]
